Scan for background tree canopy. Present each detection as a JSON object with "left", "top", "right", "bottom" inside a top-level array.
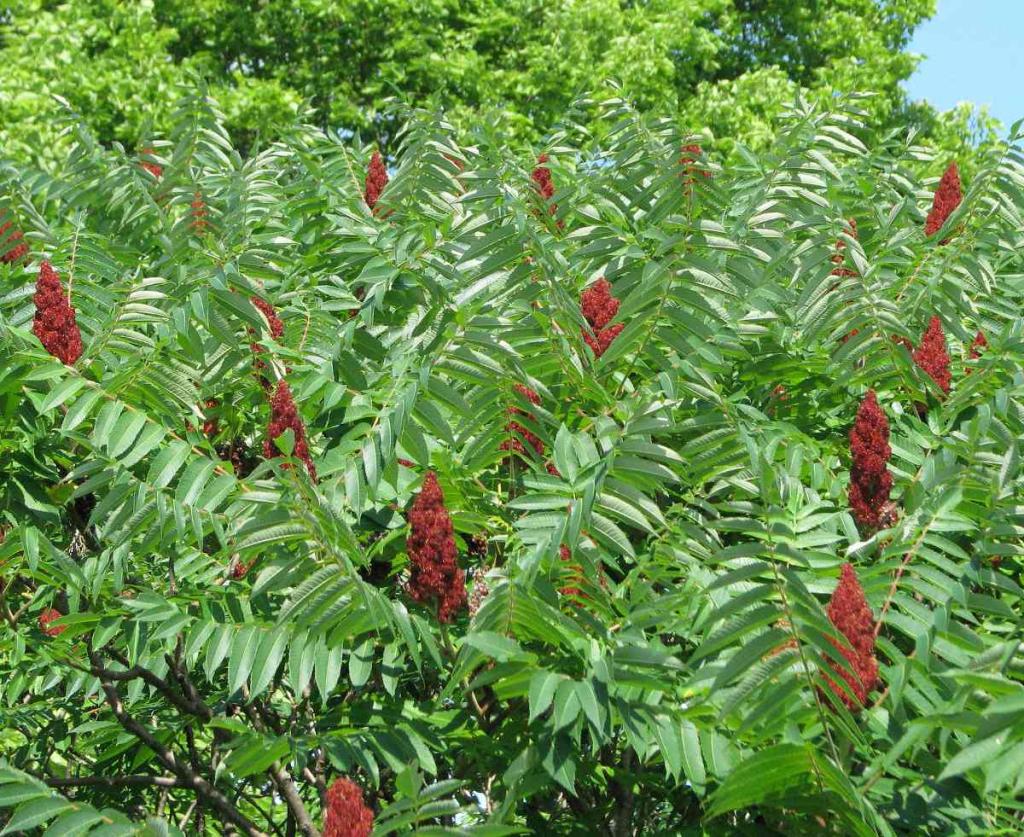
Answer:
[{"left": 0, "top": 0, "right": 998, "bottom": 164}]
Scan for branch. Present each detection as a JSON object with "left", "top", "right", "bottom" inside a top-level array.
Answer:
[
  {"left": 89, "top": 649, "right": 264, "bottom": 837},
  {"left": 46, "top": 775, "right": 178, "bottom": 789},
  {"left": 242, "top": 700, "right": 321, "bottom": 837}
]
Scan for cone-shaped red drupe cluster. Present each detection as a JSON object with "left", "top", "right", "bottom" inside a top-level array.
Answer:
[
  {"left": 0, "top": 208, "right": 29, "bottom": 264},
  {"left": 323, "top": 777, "right": 373, "bottom": 837},
  {"left": 406, "top": 472, "right": 466, "bottom": 622},
  {"left": 679, "top": 143, "right": 711, "bottom": 192},
  {"left": 849, "top": 390, "right": 892, "bottom": 533},
  {"left": 500, "top": 383, "right": 545, "bottom": 461},
  {"left": 39, "top": 608, "right": 66, "bottom": 637},
  {"left": 913, "top": 316, "right": 951, "bottom": 394},
  {"left": 581, "top": 277, "right": 624, "bottom": 358},
  {"left": 32, "top": 261, "right": 82, "bottom": 365},
  {"left": 191, "top": 190, "right": 209, "bottom": 235},
  {"left": 251, "top": 297, "right": 284, "bottom": 341},
  {"left": 823, "top": 563, "right": 879, "bottom": 711},
  {"left": 263, "top": 380, "right": 317, "bottom": 481},
  {"left": 559, "top": 544, "right": 581, "bottom": 597},
  {"left": 532, "top": 153, "right": 555, "bottom": 201},
  {"left": 531, "top": 154, "right": 562, "bottom": 226},
  {"left": 969, "top": 330, "right": 987, "bottom": 360},
  {"left": 831, "top": 218, "right": 859, "bottom": 278},
  {"left": 140, "top": 147, "right": 163, "bottom": 179},
  {"left": 250, "top": 296, "right": 284, "bottom": 387},
  {"left": 364, "top": 151, "right": 388, "bottom": 212},
  {"left": 924, "top": 162, "right": 961, "bottom": 238}
]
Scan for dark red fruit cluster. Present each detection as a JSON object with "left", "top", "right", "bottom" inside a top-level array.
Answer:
[
  {"left": 581, "top": 277, "right": 624, "bottom": 358},
  {"left": 263, "top": 380, "right": 317, "bottom": 481},
  {"left": 924, "top": 162, "right": 961, "bottom": 238},
  {"left": 364, "top": 151, "right": 388, "bottom": 212},
  {"left": 531, "top": 154, "right": 562, "bottom": 226},
  {"left": 249, "top": 296, "right": 284, "bottom": 387},
  {"left": 406, "top": 472, "right": 466, "bottom": 622},
  {"left": 191, "top": 190, "right": 209, "bottom": 235},
  {"left": 913, "top": 316, "right": 951, "bottom": 394},
  {"left": 0, "top": 208, "right": 29, "bottom": 264},
  {"left": 39, "top": 608, "right": 66, "bottom": 637},
  {"left": 397, "top": 458, "right": 415, "bottom": 468},
  {"left": 231, "top": 559, "right": 253, "bottom": 580},
  {"left": 500, "top": 383, "right": 545, "bottom": 461},
  {"left": 830, "top": 218, "right": 858, "bottom": 278},
  {"left": 32, "top": 261, "right": 83, "bottom": 365},
  {"left": 140, "top": 147, "right": 163, "bottom": 179},
  {"left": 323, "top": 777, "right": 373, "bottom": 837},
  {"left": 822, "top": 563, "right": 879, "bottom": 711},
  {"left": 968, "top": 330, "right": 987, "bottom": 360},
  {"left": 848, "top": 390, "right": 892, "bottom": 533}
]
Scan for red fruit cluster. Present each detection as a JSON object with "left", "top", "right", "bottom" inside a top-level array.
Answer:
[
  {"left": 581, "top": 278, "right": 624, "bottom": 358},
  {"left": 201, "top": 399, "right": 219, "bottom": 437},
  {"left": 559, "top": 544, "right": 581, "bottom": 597},
  {"left": 830, "top": 218, "right": 859, "bottom": 278},
  {"left": 924, "top": 162, "right": 961, "bottom": 238},
  {"left": 679, "top": 143, "right": 711, "bottom": 192},
  {"left": 323, "top": 777, "right": 373, "bottom": 837},
  {"left": 822, "top": 563, "right": 879, "bottom": 711},
  {"left": 913, "top": 316, "right": 951, "bottom": 394},
  {"left": 397, "top": 458, "right": 415, "bottom": 468},
  {"left": 191, "top": 190, "right": 209, "bottom": 235},
  {"left": 32, "top": 261, "right": 83, "bottom": 365},
  {"left": 531, "top": 154, "right": 562, "bottom": 226},
  {"left": 406, "top": 472, "right": 466, "bottom": 622},
  {"left": 364, "top": 151, "right": 388, "bottom": 212},
  {"left": 39, "top": 608, "right": 66, "bottom": 637},
  {"left": 500, "top": 383, "right": 545, "bottom": 461},
  {"left": 263, "top": 380, "right": 317, "bottom": 481},
  {"left": 231, "top": 559, "right": 254, "bottom": 580},
  {"left": 968, "top": 330, "right": 987, "bottom": 360},
  {"left": 848, "top": 390, "right": 893, "bottom": 533},
  {"left": 0, "top": 208, "right": 29, "bottom": 264},
  {"left": 250, "top": 296, "right": 284, "bottom": 387},
  {"left": 140, "top": 147, "right": 163, "bottom": 179}
]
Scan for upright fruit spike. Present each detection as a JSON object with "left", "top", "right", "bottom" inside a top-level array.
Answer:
[
  {"left": 323, "top": 777, "right": 373, "bottom": 837},
  {"left": 406, "top": 472, "right": 466, "bottom": 622},
  {"left": 364, "top": 151, "right": 388, "bottom": 212},
  {"left": 500, "top": 383, "right": 545, "bottom": 461},
  {"left": 679, "top": 143, "right": 711, "bottom": 194},
  {"left": 848, "top": 390, "right": 893, "bottom": 533},
  {"left": 32, "top": 261, "right": 82, "bottom": 365},
  {"left": 263, "top": 380, "right": 317, "bottom": 481},
  {"left": 913, "top": 316, "right": 951, "bottom": 394},
  {"left": 531, "top": 154, "right": 562, "bottom": 227},
  {"left": 580, "top": 277, "right": 624, "bottom": 358},
  {"left": 822, "top": 563, "right": 879, "bottom": 711},
  {"left": 140, "top": 147, "right": 163, "bottom": 179},
  {"left": 830, "top": 218, "right": 859, "bottom": 278},
  {"left": 924, "top": 162, "right": 962, "bottom": 238},
  {"left": 0, "top": 208, "right": 29, "bottom": 264},
  {"left": 968, "top": 330, "right": 987, "bottom": 360},
  {"left": 249, "top": 296, "right": 284, "bottom": 388}
]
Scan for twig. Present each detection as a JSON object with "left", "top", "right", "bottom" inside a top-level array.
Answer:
[{"left": 89, "top": 649, "right": 264, "bottom": 836}]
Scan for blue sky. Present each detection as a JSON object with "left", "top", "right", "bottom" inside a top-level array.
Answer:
[{"left": 906, "top": 0, "right": 1024, "bottom": 130}]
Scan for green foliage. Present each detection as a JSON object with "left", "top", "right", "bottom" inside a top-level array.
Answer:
[
  {"left": 0, "top": 0, "right": 956, "bottom": 164},
  {"left": 1, "top": 89, "right": 1023, "bottom": 834}
]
